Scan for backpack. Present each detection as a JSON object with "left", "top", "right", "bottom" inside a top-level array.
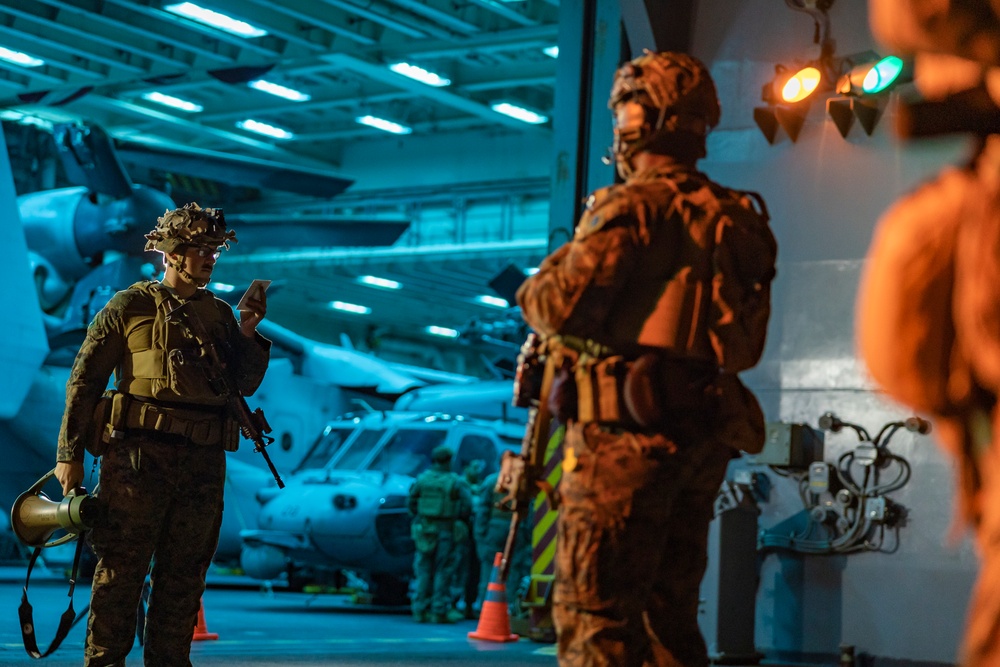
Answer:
[
  {"left": 416, "top": 472, "right": 458, "bottom": 519},
  {"left": 708, "top": 187, "right": 778, "bottom": 373}
]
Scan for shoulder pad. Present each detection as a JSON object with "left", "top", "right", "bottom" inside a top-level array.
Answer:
[{"left": 575, "top": 185, "right": 637, "bottom": 240}]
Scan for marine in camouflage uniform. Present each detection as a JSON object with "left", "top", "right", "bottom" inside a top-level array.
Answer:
[
  {"left": 408, "top": 446, "right": 472, "bottom": 623},
  {"left": 517, "top": 52, "right": 775, "bottom": 667},
  {"left": 859, "top": 3, "right": 1000, "bottom": 665},
  {"left": 54, "top": 203, "right": 271, "bottom": 667}
]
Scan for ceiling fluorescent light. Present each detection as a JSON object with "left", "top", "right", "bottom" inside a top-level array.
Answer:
[
  {"left": 209, "top": 282, "right": 235, "bottom": 293},
  {"left": 356, "top": 115, "right": 412, "bottom": 135},
  {"left": 248, "top": 79, "right": 311, "bottom": 102},
  {"left": 426, "top": 325, "right": 459, "bottom": 338},
  {"left": 236, "top": 119, "right": 293, "bottom": 140},
  {"left": 164, "top": 2, "right": 267, "bottom": 38},
  {"left": 475, "top": 295, "right": 509, "bottom": 308},
  {"left": 141, "top": 91, "right": 203, "bottom": 113},
  {"left": 330, "top": 301, "right": 371, "bottom": 315},
  {"left": 543, "top": 46, "right": 559, "bottom": 58},
  {"left": 0, "top": 46, "right": 44, "bottom": 68},
  {"left": 388, "top": 62, "right": 451, "bottom": 87},
  {"left": 491, "top": 102, "right": 548, "bottom": 124},
  {"left": 358, "top": 275, "right": 402, "bottom": 290}
]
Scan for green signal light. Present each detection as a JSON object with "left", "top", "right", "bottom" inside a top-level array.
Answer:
[{"left": 862, "top": 56, "right": 904, "bottom": 94}]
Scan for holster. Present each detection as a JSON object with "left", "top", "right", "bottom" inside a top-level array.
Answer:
[{"left": 86, "top": 391, "right": 118, "bottom": 458}]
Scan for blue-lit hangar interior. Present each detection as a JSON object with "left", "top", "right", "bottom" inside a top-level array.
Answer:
[{"left": 0, "top": 1, "right": 987, "bottom": 665}]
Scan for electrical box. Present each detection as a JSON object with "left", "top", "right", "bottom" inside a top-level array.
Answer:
[{"left": 750, "top": 422, "right": 825, "bottom": 469}]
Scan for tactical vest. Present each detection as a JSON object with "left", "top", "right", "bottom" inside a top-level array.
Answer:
[
  {"left": 117, "top": 281, "right": 230, "bottom": 406},
  {"left": 594, "top": 168, "right": 775, "bottom": 373},
  {"left": 416, "top": 472, "right": 459, "bottom": 520}
]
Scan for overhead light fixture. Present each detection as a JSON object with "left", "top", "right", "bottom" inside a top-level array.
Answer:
[
  {"left": 827, "top": 54, "right": 909, "bottom": 138},
  {"left": 236, "top": 119, "right": 293, "bottom": 140},
  {"left": 491, "top": 102, "right": 548, "bottom": 124},
  {"left": 543, "top": 46, "right": 559, "bottom": 58},
  {"left": 209, "top": 282, "right": 235, "bottom": 293},
  {"left": 141, "top": 91, "right": 203, "bottom": 113},
  {"left": 524, "top": 267, "right": 539, "bottom": 275},
  {"left": 837, "top": 55, "right": 906, "bottom": 96},
  {"left": 475, "top": 295, "right": 509, "bottom": 308},
  {"left": 358, "top": 275, "right": 402, "bottom": 290},
  {"left": 754, "top": 62, "right": 834, "bottom": 144},
  {"left": 0, "top": 46, "right": 43, "bottom": 68},
  {"left": 164, "top": 2, "right": 267, "bottom": 38},
  {"left": 248, "top": 79, "right": 311, "bottom": 102},
  {"left": 388, "top": 62, "right": 450, "bottom": 87},
  {"left": 329, "top": 301, "right": 371, "bottom": 315},
  {"left": 425, "top": 325, "right": 459, "bottom": 338},
  {"left": 355, "top": 115, "right": 412, "bottom": 135}
]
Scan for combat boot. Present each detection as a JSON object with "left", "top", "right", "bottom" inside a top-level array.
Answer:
[{"left": 412, "top": 611, "right": 430, "bottom": 623}]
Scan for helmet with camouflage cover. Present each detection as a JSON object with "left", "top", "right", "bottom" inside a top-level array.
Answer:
[
  {"left": 609, "top": 50, "right": 721, "bottom": 175},
  {"left": 144, "top": 202, "right": 237, "bottom": 254}
]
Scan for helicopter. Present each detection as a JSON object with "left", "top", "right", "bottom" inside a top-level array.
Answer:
[
  {"left": 0, "top": 118, "right": 472, "bottom": 568},
  {"left": 239, "top": 409, "right": 525, "bottom": 603}
]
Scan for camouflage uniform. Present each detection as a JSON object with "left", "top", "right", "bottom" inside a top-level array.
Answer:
[
  {"left": 56, "top": 206, "right": 269, "bottom": 667},
  {"left": 517, "top": 52, "right": 774, "bottom": 667},
  {"left": 859, "top": 4, "right": 1000, "bottom": 665},
  {"left": 408, "top": 447, "right": 472, "bottom": 623},
  {"left": 473, "top": 471, "right": 531, "bottom": 611}
]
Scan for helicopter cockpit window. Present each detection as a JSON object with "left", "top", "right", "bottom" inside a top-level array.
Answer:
[
  {"left": 456, "top": 434, "right": 498, "bottom": 475},
  {"left": 330, "top": 428, "right": 386, "bottom": 470},
  {"left": 366, "top": 428, "right": 447, "bottom": 477},
  {"left": 297, "top": 425, "right": 357, "bottom": 471}
]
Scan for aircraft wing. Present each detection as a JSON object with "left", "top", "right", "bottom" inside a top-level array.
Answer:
[
  {"left": 0, "top": 126, "right": 49, "bottom": 419},
  {"left": 115, "top": 140, "right": 354, "bottom": 198},
  {"left": 226, "top": 217, "right": 410, "bottom": 250}
]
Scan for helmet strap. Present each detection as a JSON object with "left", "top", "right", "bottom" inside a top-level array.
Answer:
[{"left": 165, "top": 254, "right": 209, "bottom": 288}]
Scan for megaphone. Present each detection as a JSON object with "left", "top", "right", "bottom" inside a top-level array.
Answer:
[{"left": 11, "top": 469, "right": 102, "bottom": 548}]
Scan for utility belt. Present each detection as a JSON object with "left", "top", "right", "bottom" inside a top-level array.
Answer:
[
  {"left": 548, "top": 338, "right": 719, "bottom": 429},
  {"left": 92, "top": 391, "right": 237, "bottom": 455}
]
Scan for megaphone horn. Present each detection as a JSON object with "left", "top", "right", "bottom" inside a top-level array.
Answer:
[{"left": 11, "top": 469, "right": 102, "bottom": 548}]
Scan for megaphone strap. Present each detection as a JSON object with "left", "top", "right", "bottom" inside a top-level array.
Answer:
[{"left": 19, "top": 537, "right": 88, "bottom": 658}]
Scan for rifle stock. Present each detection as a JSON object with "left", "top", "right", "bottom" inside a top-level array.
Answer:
[{"left": 495, "top": 334, "right": 560, "bottom": 584}]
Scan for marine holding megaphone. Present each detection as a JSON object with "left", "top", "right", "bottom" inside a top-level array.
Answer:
[{"left": 44, "top": 203, "right": 271, "bottom": 666}]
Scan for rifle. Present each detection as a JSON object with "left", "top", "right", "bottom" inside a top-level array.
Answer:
[
  {"left": 166, "top": 300, "right": 285, "bottom": 489},
  {"left": 494, "top": 333, "right": 561, "bottom": 584}
]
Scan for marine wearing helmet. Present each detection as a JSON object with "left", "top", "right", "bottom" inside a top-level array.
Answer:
[
  {"left": 609, "top": 50, "right": 721, "bottom": 176},
  {"left": 144, "top": 203, "right": 237, "bottom": 287}
]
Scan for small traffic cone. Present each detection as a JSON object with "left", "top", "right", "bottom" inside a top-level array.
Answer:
[
  {"left": 192, "top": 598, "right": 219, "bottom": 641},
  {"left": 468, "top": 552, "right": 519, "bottom": 643}
]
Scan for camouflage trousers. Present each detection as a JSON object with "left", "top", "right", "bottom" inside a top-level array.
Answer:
[
  {"left": 85, "top": 433, "right": 226, "bottom": 667},
  {"left": 411, "top": 522, "right": 461, "bottom": 617},
  {"left": 553, "top": 421, "right": 732, "bottom": 667},
  {"left": 961, "top": 429, "right": 1000, "bottom": 667}
]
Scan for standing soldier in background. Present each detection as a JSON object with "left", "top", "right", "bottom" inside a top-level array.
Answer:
[
  {"left": 517, "top": 51, "right": 776, "bottom": 666},
  {"left": 859, "top": 3, "right": 1000, "bottom": 665},
  {"left": 452, "top": 459, "right": 485, "bottom": 618},
  {"left": 408, "top": 446, "right": 472, "bottom": 624},
  {"left": 54, "top": 203, "right": 271, "bottom": 666}
]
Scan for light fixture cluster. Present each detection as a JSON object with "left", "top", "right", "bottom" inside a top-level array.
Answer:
[{"left": 754, "top": 52, "right": 910, "bottom": 143}]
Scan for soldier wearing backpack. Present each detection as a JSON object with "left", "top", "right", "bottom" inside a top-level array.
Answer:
[
  {"left": 517, "top": 51, "right": 776, "bottom": 667},
  {"left": 408, "top": 446, "right": 473, "bottom": 624}
]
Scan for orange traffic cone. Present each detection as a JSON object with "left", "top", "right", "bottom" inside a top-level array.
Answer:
[
  {"left": 468, "top": 552, "right": 519, "bottom": 643},
  {"left": 192, "top": 598, "right": 219, "bottom": 641}
]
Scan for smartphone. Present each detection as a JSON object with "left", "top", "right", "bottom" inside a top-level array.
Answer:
[{"left": 237, "top": 279, "right": 271, "bottom": 310}]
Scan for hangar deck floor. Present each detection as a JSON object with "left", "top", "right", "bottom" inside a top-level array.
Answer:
[{"left": 0, "top": 570, "right": 811, "bottom": 667}]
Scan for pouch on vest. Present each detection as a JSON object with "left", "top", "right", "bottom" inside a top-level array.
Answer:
[
  {"left": 85, "top": 392, "right": 114, "bottom": 458},
  {"left": 416, "top": 478, "right": 457, "bottom": 519},
  {"left": 622, "top": 353, "right": 718, "bottom": 428}
]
